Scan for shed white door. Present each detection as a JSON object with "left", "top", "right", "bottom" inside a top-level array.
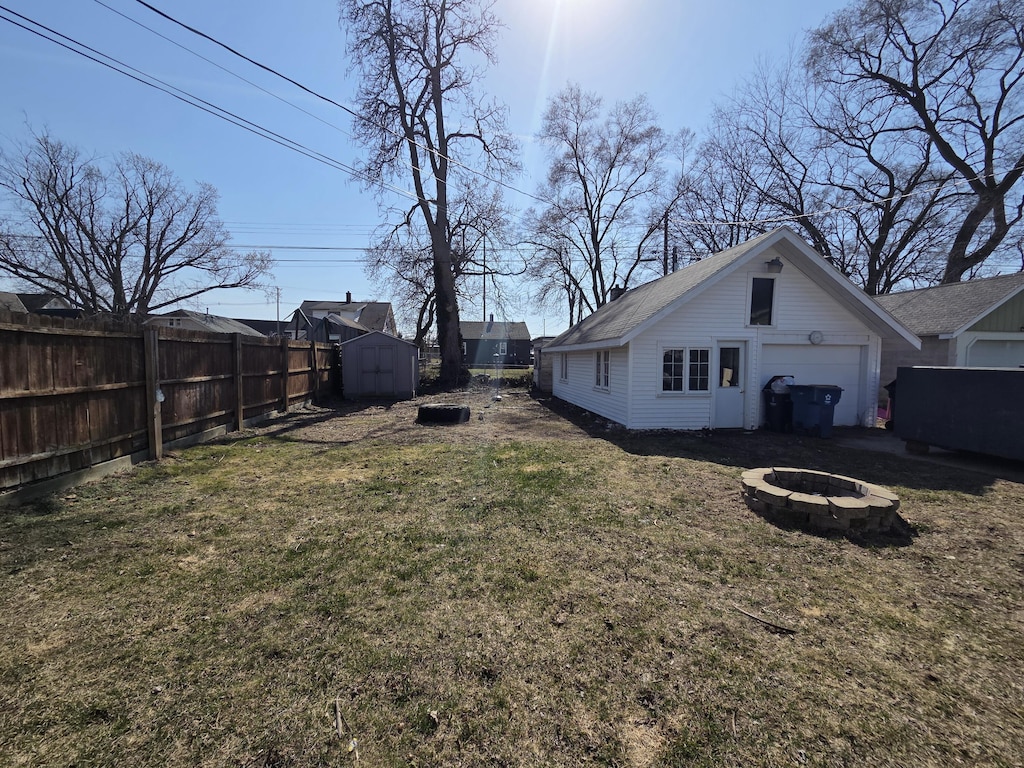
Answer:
[
  {"left": 359, "top": 346, "right": 395, "bottom": 396},
  {"left": 761, "top": 344, "right": 862, "bottom": 426},
  {"left": 965, "top": 339, "right": 1024, "bottom": 368},
  {"left": 714, "top": 343, "right": 745, "bottom": 428}
]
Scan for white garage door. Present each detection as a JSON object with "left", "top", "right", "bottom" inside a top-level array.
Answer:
[
  {"left": 965, "top": 339, "right": 1024, "bottom": 368},
  {"left": 761, "top": 345, "right": 863, "bottom": 426}
]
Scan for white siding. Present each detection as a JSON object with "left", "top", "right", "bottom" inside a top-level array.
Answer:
[
  {"left": 553, "top": 243, "right": 885, "bottom": 430},
  {"left": 551, "top": 347, "right": 630, "bottom": 426},
  {"left": 627, "top": 246, "right": 879, "bottom": 430}
]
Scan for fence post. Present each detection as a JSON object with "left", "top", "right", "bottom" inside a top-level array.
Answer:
[
  {"left": 234, "top": 333, "right": 245, "bottom": 431},
  {"left": 144, "top": 327, "right": 163, "bottom": 460},
  {"left": 310, "top": 340, "right": 319, "bottom": 403},
  {"left": 280, "top": 337, "right": 290, "bottom": 414}
]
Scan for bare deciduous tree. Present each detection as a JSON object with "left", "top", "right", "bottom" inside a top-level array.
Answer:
[
  {"left": 0, "top": 133, "right": 269, "bottom": 317},
  {"left": 340, "top": 0, "right": 518, "bottom": 387},
  {"left": 364, "top": 181, "right": 519, "bottom": 348},
  {"left": 529, "top": 84, "right": 672, "bottom": 316},
  {"left": 807, "top": 0, "right": 1024, "bottom": 282}
]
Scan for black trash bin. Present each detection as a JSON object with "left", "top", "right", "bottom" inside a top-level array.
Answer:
[
  {"left": 789, "top": 384, "right": 843, "bottom": 438},
  {"left": 762, "top": 375, "right": 794, "bottom": 432}
]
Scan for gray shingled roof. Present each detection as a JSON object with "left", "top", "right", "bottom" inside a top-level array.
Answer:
[
  {"left": 159, "top": 310, "right": 266, "bottom": 336},
  {"left": 0, "top": 292, "right": 28, "bottom": 312},
  {"left": 547, "top": 230, "right": 780, "bottom": 348},
  {"left": 460, "top": 320, "right": 532, "bottom": 341},
  {"left": 324, "top": 313, "right": 369, "bottom": 332},
  {"left": 298, "top": 300, "right": 393, "bottom": 333},
  {"left": 874, "top": 272, "right": 1024, "bottom": 336}
]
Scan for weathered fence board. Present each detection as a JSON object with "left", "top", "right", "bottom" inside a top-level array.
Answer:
[{"left": 0, "top": 310, "right": 336, "bottom": 496}]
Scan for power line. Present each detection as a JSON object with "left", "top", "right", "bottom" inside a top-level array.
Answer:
[
  {"left": 0, "top": 4, "right": 422, "bottom": 204},
  {"left": 92, "top": 0, "right": 358, "bottom": 143},
  {"left": 128, "top": 0, "right": 547, "bottom": 206}
]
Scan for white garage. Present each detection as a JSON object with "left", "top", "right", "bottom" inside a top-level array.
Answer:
[
  {"left": 544, "top": 228, "right": 920, "bottom": 431},
  {"left": 964, "top": 339, "right": 1024, "bottom": 368},
  {"left": 761, "top": 344, "right": 865, "bottom": 426},
  {"left": 876, "top": 272, "right": 1024, "bottom": 385}
]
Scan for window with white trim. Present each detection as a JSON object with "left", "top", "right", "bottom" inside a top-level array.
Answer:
[
  {"left": 662, "top": 347, "right": 711, "bottom": 392},
  {"left": 559, "top": 353, "right": 568, "bottom": 380},
  {"left": 498, "top": 341, "right": 508, "bottom": 355},
  {"left": 595, "top": 350, "right": 610, "bottom": 389}
]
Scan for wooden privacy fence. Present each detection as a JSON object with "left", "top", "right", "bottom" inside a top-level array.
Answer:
[{"left": 0, "top": 311, "right": 335, "bottom": 496}]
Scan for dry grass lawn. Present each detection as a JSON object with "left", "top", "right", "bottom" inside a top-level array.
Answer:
[{"left": 1, "top": 386, "right": 1023, "bottom": 767}]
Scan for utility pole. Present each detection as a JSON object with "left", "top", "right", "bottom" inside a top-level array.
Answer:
[
  {"left": 482, "top": 235, "right": 487, "bottom": 322},
  {"left": 663, "top": 214, "right": 669, "bottom": 276}
]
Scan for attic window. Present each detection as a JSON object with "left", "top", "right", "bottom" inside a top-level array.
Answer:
[{"left": 749, "top": 277, "right": 776, "bottom": 326}]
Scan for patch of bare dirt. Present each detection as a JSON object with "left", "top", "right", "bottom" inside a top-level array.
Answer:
[{"left": 247, "top": 386, "right": 596, "bottom": 446}]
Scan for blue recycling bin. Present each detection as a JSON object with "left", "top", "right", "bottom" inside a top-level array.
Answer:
[{"left": 788, "top": 384, "right": 843, "bottom": 438}]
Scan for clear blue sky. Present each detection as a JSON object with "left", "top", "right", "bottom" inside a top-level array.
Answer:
[{"left": 0, "top": 0, "right": 847, "bottom": 337}]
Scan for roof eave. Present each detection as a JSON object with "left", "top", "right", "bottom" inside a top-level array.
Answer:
[
  {"left": 544, "top": 338, "right": 627, "bottom": 354},
  {"left": 948, "top": 282, "right": 1024, "bottom": 338}
]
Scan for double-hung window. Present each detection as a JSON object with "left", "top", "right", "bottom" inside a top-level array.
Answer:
[
  {"left": 595, "top": 350, "right": 610, "bottom": 389},
  {"left": 662, "top": 347, "right": 710, "bottom": 393}
]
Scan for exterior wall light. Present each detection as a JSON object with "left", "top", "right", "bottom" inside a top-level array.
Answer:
[{"left": 765, "top": 257, "right": 784, "bottom": 273}]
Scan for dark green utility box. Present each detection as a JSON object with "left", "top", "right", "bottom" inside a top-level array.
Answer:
[{"left": 894, "top": 366, "right": 1024, "bottom": 461}]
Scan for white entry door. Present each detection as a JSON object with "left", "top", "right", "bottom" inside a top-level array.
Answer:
[{"left": 714, "top": 343, "right": 745, "bottom": 428}]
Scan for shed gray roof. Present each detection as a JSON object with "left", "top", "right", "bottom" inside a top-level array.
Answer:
[
  {"left": 546, "top": 227, "right": 920, "bottom": 351},
  {"left": 460, "top": 320, "right": 532, "bottom": 341},
  {"left": 874, "top": 272, "right": 1024, "bottom": 336}
]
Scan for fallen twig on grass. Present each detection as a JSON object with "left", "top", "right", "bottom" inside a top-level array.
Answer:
[
  {"left": 334, "top": 699, "right": 359, "bottom": 760},
  {"left": 733, "top": 606, "right": 796, "bottom": 634}
]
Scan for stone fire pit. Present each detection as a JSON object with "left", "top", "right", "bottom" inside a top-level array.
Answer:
[{"left": 741, "top": 467, "right": 899, "bottom": 534}]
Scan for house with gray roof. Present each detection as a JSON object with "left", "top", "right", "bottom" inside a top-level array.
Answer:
[
  {"left": 544, "top": 227, "right": 920, "bottom": 431},
  {"left": 289, "top": 294, "right": 397, "bottom": 343},
  {"left": 460, "top": 316, "right": 532, "bottom": 366},
  {"left": 874, "top": 272, "right": 1024, "bottom": 386},
  {"left": 144, "top": 310, "right": 266, "bottom": 336}
]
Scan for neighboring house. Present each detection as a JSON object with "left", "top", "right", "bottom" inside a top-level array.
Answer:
[
  {"left": 145, "top": 310, "right": 266, "bottom": 336},
  {"left": 544, "top": 227, "right": 920, "bottom": 431},
  {"left": 16, "top": 293, "right": 83, "bottom": 319},
  {"left": 0, "top": 292, "right": 28, "bottom": 313},
  {"left": 875, "top": 272, "right": 1024, "bottom": 386},
  {"left": 340, "top": 331, "right": 420, "bottom": 400},
  {"left": 461, "top": 316, "right": 532, "bottom": 366},
  {"left": 289, "top": 294, "right": 398, "bottom": 342},
  {"left": 235, "top": 318, "right": 289, "bottom": 337}
]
